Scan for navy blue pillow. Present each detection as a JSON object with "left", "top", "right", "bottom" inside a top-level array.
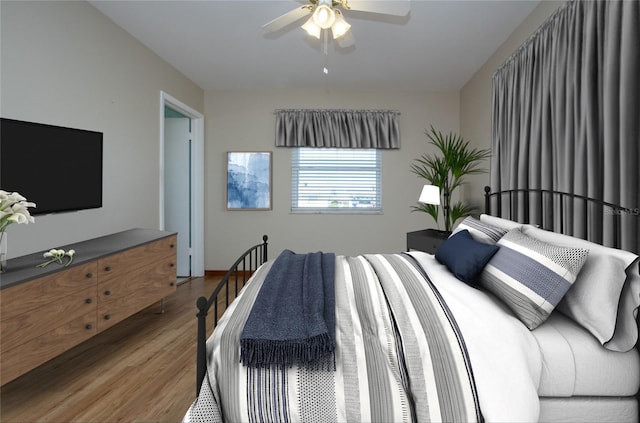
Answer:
[{"left": 435, "top": 229, "right": 499, "bottom": 284}]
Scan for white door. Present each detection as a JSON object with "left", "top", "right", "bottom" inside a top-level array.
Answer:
[{"left": 164, "top": 110, "right": 191, "bottom": 277}]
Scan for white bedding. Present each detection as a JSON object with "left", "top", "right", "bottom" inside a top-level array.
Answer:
[
  {"left": 409, "top": 252, "right": 543, "bottom": 422},
  {"left": 532, "top": 312, "right": 640, "bottom": 397},
  {"left": 539, "top": 397, "right": 639, "bottom": 423},
  {"left": 410, "top": 251, "right": 640, "bottom": 418}
]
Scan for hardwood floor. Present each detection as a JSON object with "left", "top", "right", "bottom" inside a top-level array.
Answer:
[{"left": 0, "top": 275, "right": 237, "bottom": 423}]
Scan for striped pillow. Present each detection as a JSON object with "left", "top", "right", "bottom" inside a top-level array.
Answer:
[
  {"left": 479, "top": 228, "right": 589, "bottom": 329},
  {"left": 452, "top": 216, "right": 507, "bottom": 244}
]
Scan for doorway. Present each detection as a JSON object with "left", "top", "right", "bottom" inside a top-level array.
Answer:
[
  {"left": 159, "top": 91, "right": 204, "bottom": 277},
  {"left": 164, "top": 108, "right": 190, "bottom": 277}
]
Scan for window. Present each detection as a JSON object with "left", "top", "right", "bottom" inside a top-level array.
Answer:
[{"left": 291, "top": 148, "right": 382, "bottom": 213}]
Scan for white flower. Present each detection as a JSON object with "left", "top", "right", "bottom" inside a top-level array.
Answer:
[
  {"left": 0, "top": 190, "right": 36, "bottom": 232},
  {"left": 65, "top": 249, "right": 75, "bottom": 266},
  {"left": 38, "top": 248, "right": 76, "bottom": 268},
  {"left": 9, "top": 192, "right": 26, "bottom": 203},
  {"left": 8, "top": 211, "right": 28, "bottom": 224}
]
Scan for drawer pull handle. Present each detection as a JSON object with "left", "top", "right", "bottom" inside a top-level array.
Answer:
[
  {"left": 85, "top": 324, "right": 93, "bottom": 330},
  {"left": 104, "top": 266, "right": 112, "bottom": 272},
  {"left": 86, "top": 298, "right": 93, "bottom": 304},
  {"left": 170, "top": 244, "right": 175, "bottom": 248},
  {"left": 104, "top": 290, "right": 111, "bottom": 296},
  {"left": 86, "top": 272, "right": 93, "bottom": 279},
  {"left": 170, "top": 281, "right": 175, "bottom": 287},
  {"left": 104, "top": 314, "right": 111, "bottom": 320},
  {"left": 169, "top": 263, "right": 175, "bottom": 268}
]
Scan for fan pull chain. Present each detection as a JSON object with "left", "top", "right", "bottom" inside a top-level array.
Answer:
[
  {"left": 323, "top": 29, "right": 329, "bottom": 75},
  {"left": 323, "top": 28, "right": 329, "bottom": 55}
]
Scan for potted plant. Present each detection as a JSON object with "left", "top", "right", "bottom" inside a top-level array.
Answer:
[{"left": 410, "top": 126, "right": 491, "bottom": 232}]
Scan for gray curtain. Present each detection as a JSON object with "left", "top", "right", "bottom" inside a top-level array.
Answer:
[
  {"left": 275, "top": 109, "right": 400, "bottom": 149},
  {"left": 491, "top": 0, "right": 639, "bottom": 253}
]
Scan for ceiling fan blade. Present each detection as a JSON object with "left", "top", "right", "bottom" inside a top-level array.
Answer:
[
  {"left": 336, "top": 31, "right": 355, "bottom": 48},
  {"left": 343, "top": 0, "right": 410, "bottom": 16},
  {"left": 262, "top": 6, "right": 312, "bottom": 33}
]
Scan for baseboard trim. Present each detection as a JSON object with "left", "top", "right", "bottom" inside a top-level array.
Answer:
[
  {"left": 205, "top": 270, "right": 228, "bottom": 278},
  {"left": 205, "top": 270, "right": 256, "bottom": 278}
]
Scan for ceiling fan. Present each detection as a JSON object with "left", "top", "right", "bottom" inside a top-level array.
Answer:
[{"left": 262, "top": 0, "right": 410, "bottom": 48}]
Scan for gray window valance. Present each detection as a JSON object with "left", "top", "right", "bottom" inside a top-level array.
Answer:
[{"left": 275, "top": 109, "right": 400, "bottom": 149}]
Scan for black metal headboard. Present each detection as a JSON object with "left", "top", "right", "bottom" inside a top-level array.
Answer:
[{"left": 484, "top": 186, "right": 638, "bottom": 253}]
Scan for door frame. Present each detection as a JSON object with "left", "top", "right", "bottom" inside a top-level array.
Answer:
[{"left": 159, "top": 91, "right": 205, "bottom": 277}]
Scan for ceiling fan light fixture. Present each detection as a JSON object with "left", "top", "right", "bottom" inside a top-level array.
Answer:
[
  {"left": 312, "top": 4, "right": 336, "bottom": 29},
  {"left": 301, "top": 16, "right": 321, "bottom": 39},
  {"left": 331, "top": 12, "right": 351, "bottom": 39}
]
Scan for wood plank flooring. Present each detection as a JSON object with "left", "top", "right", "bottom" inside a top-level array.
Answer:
[{"left": 0, "top": 275, "right": 237, "bottom": 423}]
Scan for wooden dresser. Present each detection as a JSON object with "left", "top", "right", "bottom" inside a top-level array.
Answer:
[{"left": 0, "top": 228, "right": 177, "bottom": 386}]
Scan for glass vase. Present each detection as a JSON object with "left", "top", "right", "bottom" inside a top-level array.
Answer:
[{"left": 0, "top": 231, "right": 7, "bottom": 273}]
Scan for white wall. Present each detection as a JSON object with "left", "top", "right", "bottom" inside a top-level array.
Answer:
[
  {"left": 1, "top": 1, "right": 203, "bottom": 258},
  {"left": 1, "top": 0, "right": 563, "bottom": 269},
  {"left": 201, "top": 1, "right": 566, "bottom": 270},
  {"left": 204, "top": 89, "right": 460, "bottom": 268}
]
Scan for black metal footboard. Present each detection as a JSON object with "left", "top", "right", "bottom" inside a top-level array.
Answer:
[{"left": 195, "top": 235, "right": 268, "bottom": 395}]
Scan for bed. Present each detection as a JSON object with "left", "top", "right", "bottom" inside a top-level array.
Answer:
[{"left": 183, "top": 187, "right": 640, "bottom": 422}]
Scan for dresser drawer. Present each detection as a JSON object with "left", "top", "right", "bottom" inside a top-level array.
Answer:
[
  {"left": 97, "top": 236, "right": 176, "bottom": 282},
  {"left": 0, "top": 261, "right": 97, "bottom": 321},
  {"left": 0, "top": 310, "right": 97, "bottom": 386},
  {"left": 97, "top": 256, "right": 176, "bottom": 331},
  {"left": 1, "top": 285, "right": 97, "bottom": 354}
]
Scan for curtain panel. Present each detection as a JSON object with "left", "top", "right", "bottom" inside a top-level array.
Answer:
[
  {"left": 275, "top": 109, "right": 400, "bottom": 149},
  {"left": 491, "top": 0, "right": 639, "bottom": 253}
]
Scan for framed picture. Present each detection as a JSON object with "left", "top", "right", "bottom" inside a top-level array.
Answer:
[{"left": 226, "top": 151, "right": 272, "bottom": 210}]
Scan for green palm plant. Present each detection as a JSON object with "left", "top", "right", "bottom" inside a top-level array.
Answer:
[{"left": 410, "top": 126, "right": 491, "bottom": 232}]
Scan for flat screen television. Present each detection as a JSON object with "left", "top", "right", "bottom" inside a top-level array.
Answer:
[{"left": 0, "top": 118, "right": 103, "bottom": 215}]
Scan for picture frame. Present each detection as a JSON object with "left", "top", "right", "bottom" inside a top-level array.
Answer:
[{"left": 226, "top": 151, "right": 272, "bottom": 211}]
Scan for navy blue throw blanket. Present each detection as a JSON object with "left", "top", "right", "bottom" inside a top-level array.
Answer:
[{"left": 240, "top": 250, "right": 336, "bottom": 369}]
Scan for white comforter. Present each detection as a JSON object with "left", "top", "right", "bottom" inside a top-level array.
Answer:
[{"left": 409, "top": 252, "right": 542, "bottom": 422}]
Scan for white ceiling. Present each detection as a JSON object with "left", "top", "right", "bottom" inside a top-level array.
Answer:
[{"left": 90, "top": 0, "right": 540, "bottom": 92}]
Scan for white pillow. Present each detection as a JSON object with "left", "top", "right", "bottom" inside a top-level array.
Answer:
[
  {"left": 479, "top": 214, "right": 536, "bottom": 231},
  {"left": 522, "top": 226, "right": 640, "bottom": 352},
  {"left": 452, "top": 216, "right": 507, "bottom": 244}
]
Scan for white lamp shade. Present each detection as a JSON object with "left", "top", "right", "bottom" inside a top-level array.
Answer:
[
  {"left": 313, "top": 4, "right": 336, "bottom": 29},
  {"left": 331, "top": 13, "right": 351, "bottom": 39},
  {"left": 301, "top": 17, "right": 321, "bottom": 39},
  {"left": 419, "top": 185, "right": 441, "bottom": 205}
]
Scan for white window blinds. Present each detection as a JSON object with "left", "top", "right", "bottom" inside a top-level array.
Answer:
[{"left": 291, "top": 148, "right": 381, "bottom": 213}]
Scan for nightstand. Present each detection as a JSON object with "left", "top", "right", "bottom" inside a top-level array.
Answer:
[{"left": 406, "top": 229, "right": 451, "bottom": 254}]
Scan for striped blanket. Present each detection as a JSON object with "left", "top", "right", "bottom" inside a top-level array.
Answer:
[{"left": 184, "top": 253, "right": 482, "bottom": 423}]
